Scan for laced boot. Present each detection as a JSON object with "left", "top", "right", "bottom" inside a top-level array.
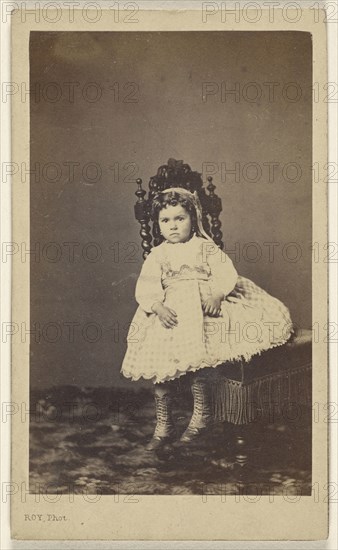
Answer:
[
  {"left": 180, "top": 377, "right": 213, "bottom": 443},
  {"left": 146, "top": 392, "right": 177, "bottom": 451}
]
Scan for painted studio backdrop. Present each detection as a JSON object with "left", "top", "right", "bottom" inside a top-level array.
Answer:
[{"left": 30, "top": 31, "right": 312, "bottom": 391}]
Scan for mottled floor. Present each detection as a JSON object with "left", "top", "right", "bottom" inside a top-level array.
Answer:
[{"left": 30, "top": 385, "right": 311, "bottom": 496}]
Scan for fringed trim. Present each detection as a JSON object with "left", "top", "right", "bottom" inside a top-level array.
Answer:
[{"left": 211, "top": 363, "right": 312, "bottom": 425}]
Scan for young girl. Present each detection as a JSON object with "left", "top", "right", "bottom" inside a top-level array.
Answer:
[{"left": 121, "top": 188, "right": 293, "bottom": 450}]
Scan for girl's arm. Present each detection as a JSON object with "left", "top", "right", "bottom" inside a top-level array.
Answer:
[
  {"left": 202, "top": 241, "right": 238, "bottom": 299},
  {"left": 135, "top": 249, "right": 165, "bottom": 313}
]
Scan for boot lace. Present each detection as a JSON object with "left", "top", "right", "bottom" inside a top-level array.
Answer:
[{"left": 153, "top": 394, "right": 175, "bottom": 439}]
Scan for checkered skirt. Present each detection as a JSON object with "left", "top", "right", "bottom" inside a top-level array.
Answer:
[{"left": 121, "top": 274, "right": 293, "bottom": 384}]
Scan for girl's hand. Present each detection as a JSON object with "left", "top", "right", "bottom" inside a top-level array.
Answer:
[
  {"left": 151, "top": 302, "right": 178, "bottom": 329},
  {"left": 202, "top": 296, "right": 222, "bottom": 317}
]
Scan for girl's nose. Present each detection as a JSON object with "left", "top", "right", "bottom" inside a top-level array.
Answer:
[{"left": 170, "top": 221, "right": 177, "bottom": 229}]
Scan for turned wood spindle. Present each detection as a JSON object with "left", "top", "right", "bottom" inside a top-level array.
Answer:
[
  {"left": 149, "top": 177, "right": 164, "bottom": 246},
  {"left": 134, "top": 178, "right": 152, "bottom": 258},
  {"left": 207, "top": 176, "right": 224, "bottom": 249}
]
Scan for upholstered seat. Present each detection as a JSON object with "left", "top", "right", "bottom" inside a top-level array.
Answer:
[{"left": 210, "top": 329, "right": 312, "bottom": 425}]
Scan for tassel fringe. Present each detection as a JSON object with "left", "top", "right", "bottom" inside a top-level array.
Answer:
[{"left": 211, "top": 363, "right": 312, "bottom": 425}]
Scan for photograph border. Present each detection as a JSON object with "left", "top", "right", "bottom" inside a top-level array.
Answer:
[{"left": 10, "top": 6, "right": 328, "bottom": 541}]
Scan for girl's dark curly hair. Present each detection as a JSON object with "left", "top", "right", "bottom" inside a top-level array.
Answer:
[{"left": 151, "top": 190, "right": 198, "bottom": 231}]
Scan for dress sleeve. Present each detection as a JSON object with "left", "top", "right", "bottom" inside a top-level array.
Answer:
[
  {"left": 202, "top": 241, "right": 238, "bottom": 298},
  {"left": 135, "top": 248, "right": 164, "bottom": 313}
]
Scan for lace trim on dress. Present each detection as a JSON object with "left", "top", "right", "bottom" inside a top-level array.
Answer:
[
  {"left": 162, "top": 263, "right": 211, "bottom": 279},
  {"left": 122, "top": 337, "right": 293, "bottom": 384}
]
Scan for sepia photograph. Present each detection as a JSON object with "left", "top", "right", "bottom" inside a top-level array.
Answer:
[
  {"left": 9, "top": 6, "right": 330, "bottom": 542},
  {"left": 28, "top": 29, "right": 312, "bottom": 496}
]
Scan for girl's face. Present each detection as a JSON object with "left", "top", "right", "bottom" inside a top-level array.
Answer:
[{"left": 158, "top": 204, "right": 192, "bottom": 244}]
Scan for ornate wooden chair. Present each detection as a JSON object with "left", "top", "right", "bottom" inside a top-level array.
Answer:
[{"left": 133, "top": 158, "right": 312, "bottom": 473}]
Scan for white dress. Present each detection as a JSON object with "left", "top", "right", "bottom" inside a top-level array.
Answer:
[{"left": 121, "top": 235, "right": 293, "bottom": 384}]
